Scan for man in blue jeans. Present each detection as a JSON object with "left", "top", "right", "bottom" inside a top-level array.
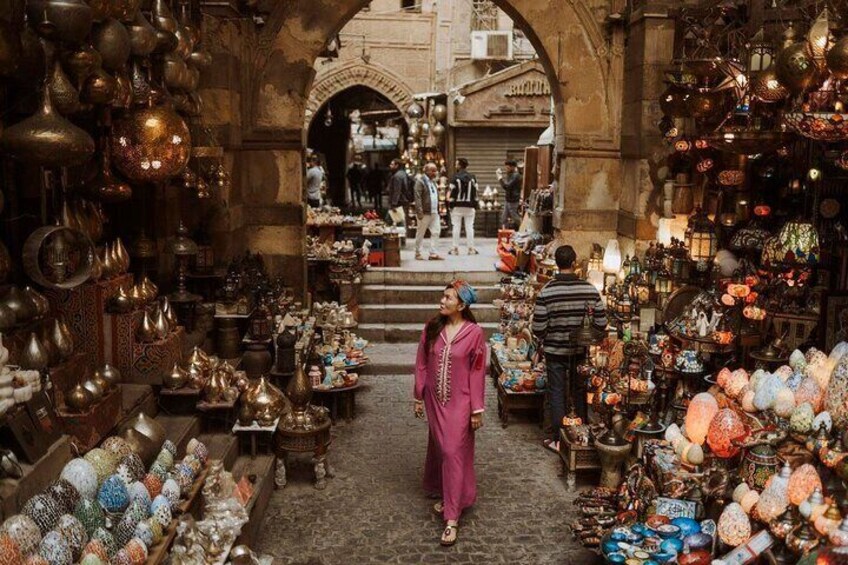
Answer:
[{"left": 532, "top": 245, "right": 607, "bottom": 452}]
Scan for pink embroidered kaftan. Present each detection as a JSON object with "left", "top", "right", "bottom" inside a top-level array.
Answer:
[{"left": 414, "top": 322, "right": 488, "bottom": 522}]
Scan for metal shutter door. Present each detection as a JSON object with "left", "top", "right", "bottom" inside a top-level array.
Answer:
[{"left": 453, "top": 127, "right": 545, "bottom": 190}]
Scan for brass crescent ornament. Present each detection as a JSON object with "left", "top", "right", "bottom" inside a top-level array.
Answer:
[{"left": 111, "top": 105, "right": 191, "bottom": 183}]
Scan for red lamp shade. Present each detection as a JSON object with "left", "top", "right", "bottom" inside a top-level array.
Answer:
[
  {"left": 787, "top": 463, "right": 823, "bottom": 506},
  {"left": 707, "top": 408, "right": 747, "bottom": 458},
  {"left": 685, "top": 392, "right": 719, "bottom": 445}
]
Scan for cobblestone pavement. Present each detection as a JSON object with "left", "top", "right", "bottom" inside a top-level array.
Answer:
[{"left": 256, "top": 374, "right": 601, "bottom": 564}]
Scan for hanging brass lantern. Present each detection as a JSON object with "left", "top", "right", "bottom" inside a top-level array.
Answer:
[
  {"left": 128, "top": 10, "right": 157, "bottom": 57},
  {"left": 26, "top": 0, "right": 93, "bottom": 44},
  {"left": 2, "top": 77, "right": 95, "bottom": 167},
  {"left": 63, "top": 43, "right": 102, "bottom": 85},
  {"left": 48, "top": 58, "right": 82, "bottom": 115},
  {"left": 93, "top": 18, "right": 131, "bottom": 71},
  {"left": 81, "top": 67, "right": 117, "bottom": 105},
  {"left": 750, "top": 68, "right": 789, "bottom": 102},
  {"left": 775, "top": 42, "right": 822, "bottom": 94},
  {"left": 111, "top": 96, "right": 192, "bottom": 183}
]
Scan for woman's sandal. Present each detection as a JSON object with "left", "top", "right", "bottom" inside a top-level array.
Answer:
[
  {"left": 432, "top": 500, "right": 444, "bottom": 515},
  {"left": 440, "top": 523, "right": 458, "bottom": 546}
]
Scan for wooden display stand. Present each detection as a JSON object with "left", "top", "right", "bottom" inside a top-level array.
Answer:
[
  {"left": 558, "top": 429, "right": 601, "bottom": 480},
  {"left": 45, "top": 274, "right": 133, "bottom": 366},
  {"left": 55, "top": 388, "right": 122, "bottom": 452},
  {"left": 111, "top": 309, "right": 185, "bottom": 385},
  {"left": 495, "top": 379, "right": 544, "bottom": 428}
]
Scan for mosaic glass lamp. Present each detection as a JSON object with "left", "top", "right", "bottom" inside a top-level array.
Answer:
[
  {"left": 685, "top": 392, "right": 718, "bottom": 445},
  {"left": 775, "top": 219, "right": 820, "bottom": 265},
  {"left": 788, "top": 464, "right": 823, "bottom": 506}
]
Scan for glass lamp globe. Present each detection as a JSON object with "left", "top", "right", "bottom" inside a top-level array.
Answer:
[
  {"left": 788, "top": 464, "right": 823, "bottom": 506},
  {"left": 706, "top": 408, "right": 747, "bottom": 458},
  {"left": 685, "top": 393, "right": 718, "bottom": 445},
  {"left": 718, "top": 502, "right": 751, "bottom": 546}
]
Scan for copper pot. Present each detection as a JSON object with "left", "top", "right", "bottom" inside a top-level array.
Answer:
[
  {"left": 65, "top": 384, "right": 93, "bottom": 412},
  {"left": 1, "top": 80, "right": 95, "bottom": 166},
  {"left": 188, "top": 346, "right": 210, "bottom": 369},
  {"left": 0, "top": 19, "right": 22, "bottom": 76},
  {"left": 93, "top": 18, "right": 130, "bottom": 71},
  {"left": 111, "top": 103, "right": 191, "bottom": 183},
  {"left": 82, "top": 378, "right": 103, "bottom": 402},
  {"left": 244, "top": 377, "right": 285, "bottom": 426},
  {"left": 63, "top": 44, "right": 101, "bottom": 85},
  {"left": 121, "top": 427, "right": 156, "bottom": 466},
  {"left": 26, "top": 0, "right": 93, "bottom": 44},
  {"left": 48, "top": 58, "right": 81, "bottom": 115},
  {"left": 81, "top": 67, "right": 117, "bottom": 105},
  {"left": 88, "top": 142, "right": 132, "bottom": 202},
  {"left": 163, "top": 363, "right": 188, "bottom": 390},
  {"left": 127, "top": 9, "right": 157, "bottom": 57},
  {"left": 122, "top": 411, "right": 165, "bottom": 446}
]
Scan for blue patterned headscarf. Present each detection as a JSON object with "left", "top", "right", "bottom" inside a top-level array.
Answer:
[{"left": 450, "top": 279, "right": 478, "bottom": 306}]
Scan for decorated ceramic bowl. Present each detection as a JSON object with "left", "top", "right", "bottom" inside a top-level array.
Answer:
[
  {"left": 675, "top": 350, "right": 704, "bottom": 374},
  {"left": 655, "top": 524, "right": 681, "bottom": 539}
]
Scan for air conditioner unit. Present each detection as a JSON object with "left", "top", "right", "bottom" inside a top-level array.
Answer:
[{"left": 470, "top": 31, "right": 513, "bottom": 61}]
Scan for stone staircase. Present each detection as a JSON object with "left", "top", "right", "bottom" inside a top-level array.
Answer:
[{"left": 356, "top": 267, "right": 502, "bottom": 349}]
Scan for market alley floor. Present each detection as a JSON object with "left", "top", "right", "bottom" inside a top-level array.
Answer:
[{"left": 255, "top": 373, "right": 601, "bottom": 564}]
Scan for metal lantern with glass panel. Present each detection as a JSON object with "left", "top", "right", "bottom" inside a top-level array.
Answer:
[
  {"left": 654, "top": 266, "right": 673, "bottom": 309},
  {"left": 686, "top": 207, "right": 718, "bottom": 270},
  {"left": 168, "top": 222, "right": 202, "bottom": 329}
]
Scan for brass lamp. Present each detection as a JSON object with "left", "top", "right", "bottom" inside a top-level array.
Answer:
[
  {"left": 574, "top": 302, "right": 605, "bottom": 347},
  {"left": 655, "top": 266, "right": 672, "bottom": 308},
  {"left": 685, "top": 207, "right": 717, "bottom": 268},
  {"left": 168, "top": 222, "right": 202, "bottom": 330}
]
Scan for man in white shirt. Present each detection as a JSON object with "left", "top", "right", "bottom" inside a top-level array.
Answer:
[
  {"left": 413, "top": 162, "right": 443, "bottom": 260},
  {"left": 305, "top": 155, "right": 324, "bottom": 208}
]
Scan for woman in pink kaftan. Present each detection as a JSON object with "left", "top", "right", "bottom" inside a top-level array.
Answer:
[{"left": 414, "top": 281, "right": 488, "bottom": 546}]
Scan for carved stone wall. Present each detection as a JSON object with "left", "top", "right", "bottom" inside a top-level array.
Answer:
[{"left": 305, "top": 63, "right": 416, "bottom": 129}]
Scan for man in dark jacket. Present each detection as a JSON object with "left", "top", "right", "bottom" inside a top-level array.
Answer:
[
  {"left": 448, "top": 158, "right": 479, "bottom": 255},
  {"left": 533, "top": 245, "right": 608, "bottom": 452},
  {"left": 499, "top": 159, "right": 523, "bottom": 228},
  {"left": 346, "top": 154, "right": 367, "bottom": 209},
  {"left": 387, "top": 158, "right": 411, "bottom": 225}
]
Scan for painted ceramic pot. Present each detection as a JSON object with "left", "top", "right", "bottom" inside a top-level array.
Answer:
[
  {"left": 118, "top": 454, "right": 145, "bottom": 483},
  {"left": 60, "top": 459, "right": 98, "bottom": 501},
  {"left": 46, "top": 479, "right": 81, "bottom": 515},
  {"left": 55, "top": 514, "right": 87, "bottom": 560},
  {"left": 83, "top": 449, "right": 117, "bottom": 484},
  {"left": 101, "top": 437, "right": 133, "bottom": 460},
  {"left": 0, "top": 533, "right": 23, "bottom": 564},
  {"left": 89, "top": 528, "right": 117, "bottom": 558},
  {"left": 142, "top": 474, "right": 162, "bottom": 499},
  {"left": 149, "top": 495, "right": 171, "bottom": 527},
  {"left": 22, "top": 494, "right": 62, "bottom": 536},
  {"left": 132, "top": 521, "right": 154, "bottom": 548},
  {"left": 675, "top": 349, "right": 704, "bottom": 373},
  {"left": 153, "top": 449, "right": 173, "bottom": 471},
  {"left": 73, "top": 499, "right": 105, "bottom": 537},
  {"left": 174, "top": 463, "right": 194, "bottom": 495},
  {"left": 124, "top": 538, "right": 147, "bottom": 562},
  {"left": 145, "top": 518, "right": 163, "bottom": 545},
  {"left": 147, "top": 461, "right": 168, "bottom": 482},
  {"left": 0, "top": 514, "right": 42, "bottom": 556},
  {"left": 97, "top": 476, "right": 130, "bottom": 514},
  {"left": 112, "top": 511, "right": 139, "bottom": 548},
  {"left": 126, "top": 482, "right": 151, "bottom": 511},
  {"left": 161, "top": 479, "right": 180, "bottom": 509},
  {"left": 161, "top": 440, "right": 177, "bottom": 458},
  {"left": 740, "top": 444, "right": 780, "bottom": 491},
  {"left": 38, "top": 530, "right": 72, "bottom": 565}
]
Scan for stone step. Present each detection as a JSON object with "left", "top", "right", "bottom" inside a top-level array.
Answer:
[
  {"left": 358, "top": 303, "right": 500, "bottom": 324},
  {"left": 358, "top": 322, "right": 499, "bottom": 343},
  {"left": 363, "top": 269, "right": 502, "bottom": 286},
  {"left": 359, "top": 284, "right": 500, "bottom": 306},
  {"left": 365, "top": 343, "right": 418, "bottom": 375}
]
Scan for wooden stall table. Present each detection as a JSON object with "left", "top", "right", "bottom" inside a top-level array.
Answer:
[
  {"left": 558, "top": 429, "right": 600, "bottom": 484},
  {"left": 196, "top": 398, "right": 237, "bottom": 433},
  {"left": 495, "top": 379, "right": 544, "bottom": 429},
  {"left": 232, "top": 418, "right": 279, "bottom": 458},
  {"left": 312, "top": 382, "right": 362, "bottom": 422},
  {"left": 273, "top": 419, "right": 333, "bottom": 490}
]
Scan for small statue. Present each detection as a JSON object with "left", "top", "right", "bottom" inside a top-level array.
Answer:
[
  {"left": 708, "top": 311, "right": 723, "bottom": 333},
  {"left": 696, "top": 311, "right": 709, "bottom": 337}
]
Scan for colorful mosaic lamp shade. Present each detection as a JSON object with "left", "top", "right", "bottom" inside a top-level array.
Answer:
[
  {"left": 763, "top": 219, "right": 820, "bottom": 267},
  {"left": 685, "top": 392, "right": 719, "bottom": 445},
  {"left": 685, "top": 209, "right": 717, "bottom": 262}
]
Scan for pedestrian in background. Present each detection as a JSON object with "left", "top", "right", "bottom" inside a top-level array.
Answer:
[
  {"left": 387, "top": 158, "right": 411, "bottom": 226},
  {"left": 448, "top": 158, "right": 479, "bottom": 256},
  {"left": 346, "top": 154, "right": 367, "bottom": 209},
  {"left": 414, "top": 162, "right": 444, "bottom": 261},
  {"left": 305, "top": 155, "right": 324, "bottom": 208},
  {"left": 533, "top": 245, "right": 607, "bottom": 453},
  {"left": 498, "top": 159, "right": 522, "bottom": 229},
  {"left": 414, "top": 280, "right": 487, "bottom": 546}
]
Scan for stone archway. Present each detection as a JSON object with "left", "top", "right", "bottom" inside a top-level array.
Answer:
[{"left": 304, "top": 62, "right": 415, "bottom": 130}]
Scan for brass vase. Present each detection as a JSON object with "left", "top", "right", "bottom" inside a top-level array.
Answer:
[
  {"left": 48, "top": 58, "right": 82, "bottom": 115},
  {"left": 26, "top": 0, "right": 93, "bottom": 44},
  {"left": 3, "top": 286, "right": 35, "bottom": 324},
  {"left": 188, "top": 346, "right": 210, "bottom": 370},
  {"left": 127, "top": 10, "right": 157, "bottom": 57},
  {"left": 245, "top": 377, "right": 285, "bottom": 426},
  {"left": 24, "top": 286, "right": 51, "bottom": 319},
  {"left": 152, "top": 305, "right": 169, "bottom": 339},
  {"left": 162, "top": 51, "right": 188, "bottom": 91},
  {"left": 19, "top": 332, "right": 49, "bottom": 370},
  {"left": 92, "top": 18, "right": 130, "bottom": 71},
  {"left": 140, "top": 275, "right": 157, "bottom": 299},
  {"left": 114, "top": 238, "right": 130, "bottom": 273},
  {"left": 97, "top": 363, "right": 121, "bottom": 389},
  {"left": 151, "top": 0, "right": 178, "bottom": 53},
  {"left": 65, "top": 384, "right": 93, "bottom": 413},
  {"left": 109, "top": 285, "right": 133, "bottom": 313},
  {"left": 128, "top": 283, "right": 145, "bottom": 306},
  {"left": 121, "top": 427, "right": 156, "bottom": 466},
  {"left": 82, "top": 378, "right": 103, "bottom": 402},
  {"left": 189, "top": 49, "right": 212, "bottom": 69},
  {"left": 39, "top": 324, "right": 61, "bottom": 366},
  {"left": 136, "top": 309, "right": 157, "bottom": 342},
  {"left": 1, "top": 78, "right": 95, "bottom": 166},
  {"left": 49, "top": 317, "right": 74, "bottom": 360},
  {"left": 161, "top": 297, "right": 177, "bottom": 327}
]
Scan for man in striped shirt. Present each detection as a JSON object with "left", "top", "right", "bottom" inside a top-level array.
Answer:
[{"left": 533, "top": 245, "right": 607, "bottom": 452}]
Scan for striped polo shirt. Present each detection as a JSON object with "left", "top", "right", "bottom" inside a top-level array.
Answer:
[{"left": 532, "top": 273, "right": 608, "bottom": 357}]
